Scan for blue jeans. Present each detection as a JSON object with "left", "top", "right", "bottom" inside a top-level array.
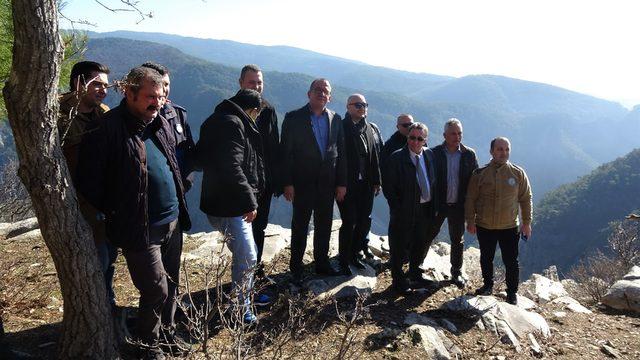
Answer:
[
  {"left": 96, "top": 240, "right": 118, "bottom": 307},
  {"left": 207, "top": 215, "right": 257, "bottom": 310}
]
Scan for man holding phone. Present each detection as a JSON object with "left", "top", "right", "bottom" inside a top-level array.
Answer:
[{"left": 465, "top": 137, "right": 532, "bottom": 305}]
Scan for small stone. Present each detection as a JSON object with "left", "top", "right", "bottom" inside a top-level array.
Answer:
[{"left": 601, "top": 344, "right": 621, "bottom": 358}]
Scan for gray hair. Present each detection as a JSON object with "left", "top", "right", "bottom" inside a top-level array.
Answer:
[
  {"left": 444, "top": 118, "right": 462, "bottom": 133},
  {"left": 408, "top": 122, "right": 428, "bottom": 135},
  {"left": 125, "top": 66, "right": 164, "bottom": 94}
]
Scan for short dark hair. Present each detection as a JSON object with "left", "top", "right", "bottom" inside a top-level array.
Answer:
[
  {"left": 141, "top": 62, "right": 169, "bottom": 76},
  {"left": 69, "top": 61, "right": 110, "bottom": 89},
  {"left": 240, "top": 64, "right": 261, "bottom": 81},
  {"left": 490, "top": 136, "right": 510, "bottom": 150},
  {"left": 309, "top": 78, "right": 331, "bottom": 92},
  {"left": 124, "top": 66, "right": 164, "bottom": 95},
  {"left": 230, "top": 89, "right": 262, "bottom": 110}
]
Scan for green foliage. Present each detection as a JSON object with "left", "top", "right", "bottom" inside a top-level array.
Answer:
[
  {"left": 0, "top": 0, "right": 12, "bottom": 118},
  {"left": 59, "top": 30, "right": 88, "bottom": 92}
]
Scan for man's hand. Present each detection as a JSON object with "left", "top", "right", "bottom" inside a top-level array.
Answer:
[
  {"left": 284, "top": 185, "right": 294, "bottom": 202},
  {"left": 521, "top": 223, "right": 532, "bottom": 239},
  {"left": 373, "top": 185, "right": 381, "bottom": 196},
  {"left": 243, "top": 210, "right": 257, "bottom": 223},
  {"left": 467, "top": 223, "right": 477, "bottom": 234},
  {"left": 336, "top": 186, "right": 347, "bottom": 202}
]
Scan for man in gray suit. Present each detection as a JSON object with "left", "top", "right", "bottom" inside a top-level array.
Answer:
[{"left": 281, "top": 78, "right": 347, "bottom": 283}]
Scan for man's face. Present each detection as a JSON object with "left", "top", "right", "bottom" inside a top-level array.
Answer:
[
  {"left": 240, "top": 70, "right": 264, "bottom": 94},
  {"left": 346, "top": 95, "right": 367, "bottom": 120},
  {"left": 444, "top": 124, "right": 463, "bottom": 149},
  {"left": 307, "top": 80, "right": 332, "bottom": 110},
  {"left": 161, "top": 73, "right": 171, "bottom": 99},
  {"left": 397, "top": 115, "right": 414, "bottom": 136},
  {"left": 126, "top": 80, "right": 164, "bottom": 123},
  {"left": 490, "top": 139, "right": 511, "bottom": 164},
  {"left": 79, "top": 71, "right": 109, "bottom": 109},
  {"left": 408, "top": 128, "right": 427, "bottom": 154}
]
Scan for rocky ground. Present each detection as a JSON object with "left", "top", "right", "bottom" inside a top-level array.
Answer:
[{"left": 1, "top": 218, "right": 639, "bottom": 359}]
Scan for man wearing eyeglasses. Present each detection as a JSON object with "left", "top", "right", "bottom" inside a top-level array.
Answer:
[
  {"left": 281, "top": 78, "right": 347, "bottom": 284},
  {"left": 383, "top": 122, "right": 438, "bottom": 294},
  {"left": 428, "top": 118, "right": 478, "bottom": 289},
  {"left": 380, "top": 114, "right": 414, "bottom": 169},
  {"left": 337, "top": 94, "right": 382, "bottom": 275}
]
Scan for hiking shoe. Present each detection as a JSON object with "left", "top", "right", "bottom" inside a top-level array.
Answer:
[
  {"left": 474, "top": 284, "right": 493, "bottom": 296},
  {"left": 254, "top": 293, "right": 273, "bottom": 307}
]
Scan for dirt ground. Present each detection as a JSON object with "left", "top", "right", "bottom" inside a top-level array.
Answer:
[{"left": 1, "top": 232, "right": 639, "bottom": 359}]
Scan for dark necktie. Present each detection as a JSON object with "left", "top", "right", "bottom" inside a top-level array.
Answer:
[{"left": 416, "top": 154, "right": 430, "bottom": 201}]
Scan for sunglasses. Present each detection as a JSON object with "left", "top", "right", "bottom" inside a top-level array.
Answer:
[
  {"left": 408, "top": 135, "right": 425, "bottom": 142},
  {"left": 400, "top": 122, "right": 414, "bottom": 128},
  {"left": 349, "top": 102, "right": 368, "bottom": 109}
]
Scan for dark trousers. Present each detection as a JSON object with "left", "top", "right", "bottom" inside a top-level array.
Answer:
[
  {"left": 290, "top": 187, "right": 334, "bottom": 275},
  {"left": 477, "top": 226, "right": 519, "bottom": 293},
  {"left": 122, "top": 220, "right": 183, "bottom": 345},
  {"left": 337, "top": 181, "right": 374, "bottom": 266},
  {"left": 388, "top": 202, "right": 434, "bottom": 285},
  {"left": 429, "top": 204, "right": 465, "bottom": 276},
  {"left": 252, "top": 190, "right": 272, "bottom": 264}
]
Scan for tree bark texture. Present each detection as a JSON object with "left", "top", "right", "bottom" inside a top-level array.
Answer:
[{"left": 2, "top": 0, "right": 116, "bottom": 358}]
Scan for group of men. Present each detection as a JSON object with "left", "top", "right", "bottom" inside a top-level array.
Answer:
[{"left": 58, "top": 60, "right": 533, "bottom": 359}]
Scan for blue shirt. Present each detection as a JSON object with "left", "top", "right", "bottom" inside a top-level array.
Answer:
[
  {"left": 310, "top": 112, "right": 329, "bottom": 158},
  {"left": 142, "top": 127, "right": 179, "bottom": 226},
  {"left": 412, "top": 150, "right": 432, "bottom": 203}
]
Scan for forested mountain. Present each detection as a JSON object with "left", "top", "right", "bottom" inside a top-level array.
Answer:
[{"left": 521, "top": 149, "right": 640, "bottom": 276}]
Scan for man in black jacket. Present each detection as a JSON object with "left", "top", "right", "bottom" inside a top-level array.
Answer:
[
  {"left": 77, "top": 66, "right": 191, "bottom": 358},
  {"left": 380, "top": 114, "right": 414, "bottom": 170},
  {"left": 338, "top": 93, "right": 381, "bottom": 275},
  {"left": 281, "top": 78, "right": 347, "bottom": 283},
  {"left": 383, "top": 122, "right": 438, "bottom": 294},
  {"left": 238, "top": 64, "right": 280, "bottom": 278},
  {"left": 142, "top": 62, "right": 197, "bottom": 191},
  {"left": 198, "top": 89, "right": 266, "bottom": 324},
  {"left": 429, "top": 118, "right": 478, "bottom": 288}
]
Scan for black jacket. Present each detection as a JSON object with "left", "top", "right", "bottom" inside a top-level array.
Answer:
[
  {"left": 380, "top": 131, "right": 406, "bottom": 172},
  {"left": 432, "top": 142, "right": 479, "bottom": 212},
  {"left": 383, "top": 146, "right": 438, "bottom": 224},
  {"left": 342, "top": 113, "right": 381, "bottom": 188},
  {"left": 280, "top": 104, "right": 347, "bottom": 192},
  {"left": 256, "top": 99, "right": 280, "bottom": 194},
  {"left": 76, "top": 99, "right": 191, "bottom": 251},
  {"left": 161, "top": 101, "right": 197, "bottom": 191},
  {"left": 198, "top": 99, "right": 265, "bottom": 217}
]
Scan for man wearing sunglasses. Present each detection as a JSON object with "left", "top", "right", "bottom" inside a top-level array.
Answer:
[
  {"left": 380, "top": 114, "right": 414, "bottom": 169},
  {"left": 337, "top": 94, "right": 382, "bottom": 275},
  {"left": 383, "top": 122, "right": 438, "bottom": 294},
  {"left": 281, "top": 79, "right": 347, "bottom": 284},
  {"left": 428, "top": 118, "right": 478, "bottom": 289}
]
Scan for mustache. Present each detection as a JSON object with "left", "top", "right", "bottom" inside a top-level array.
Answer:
[{"left": 147, "top": 105, "right": 160, "bottom": 111}]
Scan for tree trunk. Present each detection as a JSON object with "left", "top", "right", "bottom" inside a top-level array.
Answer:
[{"left": 2, "top": 0, "right": 116, "bottom": 358}]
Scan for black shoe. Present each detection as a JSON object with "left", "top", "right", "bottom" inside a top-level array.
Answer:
[
  {"left": 451, "top": 274, "right": 466, "bottom": 289},
  {"left": 506, "top": 292, "right": 518, "bottom": 305},
  {"left": 474, "top": 284, "right": 493, "bottom": 296},
  {"left": 362, "top": 248, "right": 375, "bottom": 260},
  {"left": 409, "top": 276, "right": 439, "bottom": 290},
  {"left": 339, "top": 265, "right": 353, "bottom": 276},
  {"left": 159, "top": 330, "right": 190, "bottom": 356},
  {"left": 350, "top": 257, "right": 366, "bottom": 270},
  {"left": 392, "top": 281, "right": 413, "bottom": 295},
  {"left": 315, "top": 263, "right": 340, "bottom": 276},
  {"left": 291, "top": 272, "right": 303, "bottom": 286}
]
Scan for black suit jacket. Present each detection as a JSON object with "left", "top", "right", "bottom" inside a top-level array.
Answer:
[
  {"left": 281, "top": 104, "right": 347, "bottom": 194},
  {"left": 432, "top": 142, "right": 478, "bottom": 212},
  {"left": 383, "top": 146, "right": 438, "bottom": 224}
]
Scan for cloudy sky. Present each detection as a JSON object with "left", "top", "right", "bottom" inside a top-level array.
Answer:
[{"left": 61, "top": 0, "right": 640, "bottom": 107}]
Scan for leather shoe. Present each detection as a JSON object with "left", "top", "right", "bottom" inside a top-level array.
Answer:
[
  {"left": 291, "top": 272, "right": 303, "bottom": 286},
  {"left": 362, "top": 248, "right": 375, "bottom": 260},
  {"left": 409, "top": 276, "right": 439, "bottom": 290},
  {"left": 315, "top": 263, "right": 340, "bottom": 276},
  {"left": 474, "top": 284, "right": 493, "bottom": 296},
  {"left": 392, "top": 281, "right": 413, "bottom": 295},
  {"left": 506, "top": 292, "right": 518, "bottom": 305},
  {"left": 451, "top": 274, "right": 466, "bottom": 289},
  {"left": 350, "top": 257, "right": 366, "bottom": 270},
  {"left": 339, "top": 265, "right": 353, "bottom": 276}
]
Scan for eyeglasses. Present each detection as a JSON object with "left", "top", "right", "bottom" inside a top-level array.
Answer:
[
  {"left": 400, "top": 122, "right": 414, "bottom": 128},
  {"left": 349, "top": 102, "right": 368, "bottom": 109},
  {"left": 408, "top": 135, "right": 425, "bottom": 142}
]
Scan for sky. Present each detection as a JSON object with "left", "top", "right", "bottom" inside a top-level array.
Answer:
[{"left": 60, "top": 0, "right": 640, "bottom": 108}]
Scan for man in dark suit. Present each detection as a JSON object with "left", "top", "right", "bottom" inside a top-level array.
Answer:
[
  {"left": 380, "top": 114, "right": 414, "bottom": 169},
  {"left": 337, "top": 93, "right": 382, "bottom": 275},
  {"left": 383, "top": 122, "right": 438, "bottom": 294},
  {"left": 281, "top": 78, "right": 347, "bottom": 283},
  {"left": 429, "top": 118, "right": 478, "bottom": 288}
]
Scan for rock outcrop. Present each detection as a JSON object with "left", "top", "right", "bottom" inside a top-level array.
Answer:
[{"left": 602, "top": 266, "right": 640, "bottom": 313}]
